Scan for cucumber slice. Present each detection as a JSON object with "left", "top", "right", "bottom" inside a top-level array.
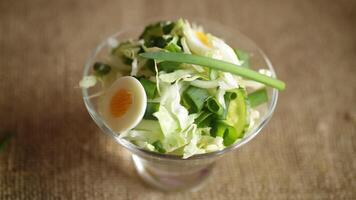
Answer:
[{"left": 225, "top": 88, "right": 250, "bottom": 140}]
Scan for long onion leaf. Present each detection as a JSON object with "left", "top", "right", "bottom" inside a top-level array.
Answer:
[{"left": 140, "top": 52, "right": 285, "bottom": 90}]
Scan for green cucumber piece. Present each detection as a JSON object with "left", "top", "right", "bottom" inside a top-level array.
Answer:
[{"left": 225, "top": 88, "right": 249, "bottom": 140}]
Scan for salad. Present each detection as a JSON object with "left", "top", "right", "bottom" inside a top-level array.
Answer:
[{"left": 80, "top": 19, "right": 285, "bottom": 158}]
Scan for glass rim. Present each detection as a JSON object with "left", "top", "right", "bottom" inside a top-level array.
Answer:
[{"left": 81, "top": 22, "right": 279, "bottom": 161}]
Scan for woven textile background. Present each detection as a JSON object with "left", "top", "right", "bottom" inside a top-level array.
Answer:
[{"left": 0, "top": 0, "right": 355, "bottom": 199}]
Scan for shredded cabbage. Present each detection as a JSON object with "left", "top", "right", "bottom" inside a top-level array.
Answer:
[
  {"left": 79, "top": 75, "right": 97, "bottom": 88},
  {"left": 159, "top": 70, "right": 193, "bottom": 83}
]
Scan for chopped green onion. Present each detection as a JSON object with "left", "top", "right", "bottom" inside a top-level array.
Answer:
[
  {"left": 140, "top": 52, "right": 285, "bottom": 90},
  {"left": 93, "top": 62, "right": 111, "bottom": 76},
  {"left": 144, "top": 102, "right": 160, "bottom": 120},
  {"left": 206, "top": 97, "right": 223, "bottom": 116},
  {"left": 138, "top": 78, "right": 157, "bottom": 99},
  {"left": 145, "top": 36, "right": 168, "bottom": 48},
  {"left": 140, "top": 21, "right": 175, "bottom": 41},
  {"left": 248, "top": 88, "right": 268, "bottom": 107},
  {"left": 195, "top": 111, "right": 214, "bottom": 128},
  {"left": 158, "top": 61, "right": 181, "bottom": 72},
  {"left": 152, "top": 140, "right": 166, "bottom": 153},
  {"left": 182, "top": 86, "right": 210, "bottom": 113},
  {"left": 223, "top": 125, "right": 238, "bottom": 146},
  {"left": 210, "top": 121, "right": 238, "bottom": 146},
  {"left": 234, "top": 48, "right": 250, "bottom": 68},
  {"left": 139, "top": 22, "right": 163, "bottom": 41}
]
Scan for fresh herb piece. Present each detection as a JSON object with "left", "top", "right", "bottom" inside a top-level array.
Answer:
[
  {"left": 140, "top": 21, "right": 175, "bottom": 41},
  {"left": 162, "top": 22, "right": 175, "bottom": 34},
  {"left": 211, "top": 121, "right": 238, "bottom": 146},
  {"left": 234, "top": 48, "right": 250, "bottom": 68},
  {"left": 144, "top": 102, "right": 160, "bottom": 120},
  {"left": 0, "top": 132, "right": 14, "bottom": 152},
  {"left": 93, "top": 62, "right": 111, "bottom": 76},
  {"left": 248, "top": 88, "right": 268, "bottom": 107},
  {"left": 158, "top": 61, "right": 181, "bottom": 72},
  {"left": 138, "top": 78, "right": 157, "bottom": 99},
  {"left": 182, "top": 86, "right": 210, "bottom": 113},
  {"left": 139, "top": 22, "right": 163, "bottom": 41},
  {"left": 206, "top": 97, "right": 223, "bottom": 116},
  {"left": 140, "top": 52, "right": 286, "bottom": 90},
  {"left": 152, "top": 140, "right": 166, "bottom": 153},
  {"left": 145, "top": 36, "right": 169, "bottom": 48}
]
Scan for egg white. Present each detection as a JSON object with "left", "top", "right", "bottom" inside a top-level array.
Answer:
[{"left": 99, "top": 76, "right": 147, "bottom": 133}]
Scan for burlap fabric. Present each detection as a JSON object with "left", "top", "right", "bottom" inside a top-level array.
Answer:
[{"left": 0, "top": 0, "right": 355, "bottom": 199}]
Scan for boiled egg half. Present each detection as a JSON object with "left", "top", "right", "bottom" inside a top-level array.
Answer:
[
  {"left": 182, "top": 21, "right": 241, "bottom": 65},
  {"left": 99, "top": 76, "right": 147, "bottom": 133}
]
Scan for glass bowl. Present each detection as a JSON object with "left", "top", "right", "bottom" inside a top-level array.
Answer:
[{"left": 81, "top": 19, "right": 278, "bottom": 192}]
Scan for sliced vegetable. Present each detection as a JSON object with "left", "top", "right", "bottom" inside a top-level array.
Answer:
[
  {"left": 140, "top": 52, "right": 285, "bottom": 90},
  {"left": 138, "top": 78, "right": 157, "bottom": 99},
  {"left": 248, "top": 88, "right": 268, "bottom": 107},
  {"left": 210, "top": 121, "right": 238, "bottom": 146},
  {"left": 220, "top": 91, "right": 237, "bottom": 119},
  {"left": 144, "top": 102, "right": 160, "bottom": 120},
  {"left": 223, "top": 125, "right": 238, "bottom": 146},
  {"left": 182, "top": 86, "right": 210, "bottom": 113},
  {"left": 225, "top": 89, "right": 249, "bottom": 139}
]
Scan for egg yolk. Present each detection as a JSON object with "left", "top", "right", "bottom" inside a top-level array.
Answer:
[
  {"left": 110, "top": 89, "right": 133, "bottom": 118},
  {"left": 195, "top": 31, "right": 212, "bottom": 48}
]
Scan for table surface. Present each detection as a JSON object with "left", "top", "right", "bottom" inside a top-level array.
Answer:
[{"left": 0, "top": 0, "right": 355, "bottom": 199}]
